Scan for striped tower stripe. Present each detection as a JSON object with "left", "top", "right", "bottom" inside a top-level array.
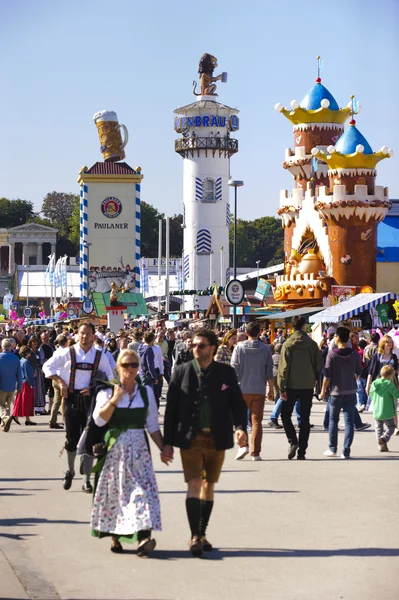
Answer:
[
  {"left": 79, "top": 184, "right": 89, "bottom": 301},
  {"left": 195, "top": 178, "right": 203, "bottom": 201},
  {"left": 196, "top": 229, "right": 212, "bottom": 254},
  {"left": 184, "top": 255, "right": 190, "bottom": 279},
  {"left": 135, "top": 183, "right": 141, "bottom": 291},
  {"left": 215, "top": 177, "right": 222, "bottom": 201}
]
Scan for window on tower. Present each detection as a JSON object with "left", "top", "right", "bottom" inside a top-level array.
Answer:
[{"left": 202, "top": 178, "right": 216, "bottom": 203}]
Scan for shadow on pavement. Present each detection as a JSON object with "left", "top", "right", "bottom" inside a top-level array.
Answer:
[
  {"left": 149, "top": 546, "right": 399, "bottom": 560},
  {"left": 159, "top": 489, "right": 298, "bottom": 494},
  {"left": 0, "top": 478, "right": 63, "bottom": 482},
  {"left": 154, "top": 470, "right": 259, "bottom": 474},
  {"left": 0, "top": 517, "right": 89, "bottom": 529}
]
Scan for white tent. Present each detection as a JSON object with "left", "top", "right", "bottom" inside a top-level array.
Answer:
[{"left": 309, "top": 293, "right": 399, "bottom": 324}]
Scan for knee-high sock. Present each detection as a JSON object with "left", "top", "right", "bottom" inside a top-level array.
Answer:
[
  {"left": 199, "top": 500, "right": 214, "bottom": 536},
  {"left": 82, "top": 454, "right": 93, "bottom": 484},
  {"left": 185, "top": 498, "right": 201, "bottom": 537},
  {"left": 67, "top": 451, "right": 76, "bottom": 474}
]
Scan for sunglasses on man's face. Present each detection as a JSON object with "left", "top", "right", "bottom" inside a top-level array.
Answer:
[
  {"left": 192, "top": 343, "right": 210, "bottom": 350},
  {"left": 120, "top": 362, "right": 139, "bottom": 369}
]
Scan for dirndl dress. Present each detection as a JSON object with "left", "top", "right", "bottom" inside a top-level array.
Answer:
[
  {"left": 12, "top": 382, "right": 34, "bottom": 418},
  {"left": 91, "top": 401, "right": 161, "bottom": 543},
  {"left": 34, "top": 366, "right": 46, "bottom": 409}
]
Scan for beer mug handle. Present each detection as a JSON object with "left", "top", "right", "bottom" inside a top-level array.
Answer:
[{"left": 118, "top": 124, "right": 129, "bottom": 149}]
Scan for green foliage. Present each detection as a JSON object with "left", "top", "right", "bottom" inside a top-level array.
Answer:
[
  {"left": 68, "top": 195, "right": 80, "bottom": 247},
  {"left": 229, "top": 216, "right": 284, "bottom": 268},
  {"left": 0, "top": 197, "right": 37, "bottom": 228},
  {"left": 140, "top": 202, "right": 164, "bottom": 258},
  {"left": 29, "top": 216, "right": 53, "bottom": 228},
  {"left": 41, "top": 191, "right": 79, "bottom": 237},
  {"left": 168, "top": 213, "right": 184, "bottom": 257}
]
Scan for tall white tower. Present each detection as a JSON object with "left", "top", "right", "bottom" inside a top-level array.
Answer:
[{"left": 174, "top": 54, "right": 239, "bottom": 309}]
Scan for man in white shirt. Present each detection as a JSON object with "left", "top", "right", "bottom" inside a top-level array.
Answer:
[
  {"left": 43, "top": 323, "right": 113, "bottom": 493},
  {"left": 93, "top": 337, "right": 117, "bottom": 374}
]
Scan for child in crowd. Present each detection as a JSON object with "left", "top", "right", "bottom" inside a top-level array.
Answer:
[{"left": 369, "top": 365, "right": 399, "bottom": 452}]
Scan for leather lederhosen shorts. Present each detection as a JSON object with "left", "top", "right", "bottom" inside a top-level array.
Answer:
[{"left": 180, "top": 431, "right": 225, "bottom": 483}]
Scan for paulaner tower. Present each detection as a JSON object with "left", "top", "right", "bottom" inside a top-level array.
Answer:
[{"left": 174, "top": 54, "right": 239, "bottom": 309}]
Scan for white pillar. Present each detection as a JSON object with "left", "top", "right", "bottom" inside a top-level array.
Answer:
[
  {"left": 22, "top": 243, "right": 27, "bottom": 265},
  {"left": 37, "top": 243, "right": 43, "bottom": 266},
  {"left": 165, "top": 217, "right": 170, "bottom": 314},
  {"left": 8, "top": 243, "right": 15, "bottom": 274},
  {"left": 51, "top": 243, "right": 56, "bottom": 256},
  {"left": 220, "top": 246, "right": 224, "bottom": 288},
  {"left": 209, "top": 251, "right": 214, "bottom": 286}
]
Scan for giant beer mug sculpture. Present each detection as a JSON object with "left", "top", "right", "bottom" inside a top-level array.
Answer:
[{"left": 93, "top": 110, "right": 129, "bottom": 162}]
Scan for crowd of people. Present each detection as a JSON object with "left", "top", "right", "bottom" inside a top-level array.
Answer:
[{"left": 0, "top": 316, "right": 398, "bottom": 557}]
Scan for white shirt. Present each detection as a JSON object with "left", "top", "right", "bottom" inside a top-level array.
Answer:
[
  {"left": 93, "top": 385, "right": 159, "bottom": 433},
  {"left": 42, "top": 344, "right": 113, "bottom": 390},
  {"left": 94, "top": 346, "right": 117, "bottom": 372},
  {"left": 152, "top": 344, "right": 164, "bottom": 375}
]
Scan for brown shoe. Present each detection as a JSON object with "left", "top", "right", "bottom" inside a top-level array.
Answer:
[
  {"left": 378, "top": 437, "right": 388, "bottom": 452},
  {"left": 189, "top": 536, "right": 203, "bottom": 557},
  {"left": 201, "top": 537, "right": 213, "bottom": 551}
]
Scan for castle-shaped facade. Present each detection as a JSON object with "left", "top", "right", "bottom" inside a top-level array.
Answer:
[{"left": 274, "top": 64, "right": 393, "bottom": 304}]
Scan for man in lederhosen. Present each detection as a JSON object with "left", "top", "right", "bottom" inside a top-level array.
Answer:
[{"left": 43, "top": 322, "right": 113, "bottom": 492}]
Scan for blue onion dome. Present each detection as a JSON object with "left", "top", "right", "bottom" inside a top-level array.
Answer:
[
  {"left": 300, "top": 82, "right": 339, "bottom": 111},
  {"left": 335, "top": 121, "right": 373, "bottom": 155}
]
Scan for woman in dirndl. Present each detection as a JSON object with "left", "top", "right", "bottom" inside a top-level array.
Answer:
[
  {"left": 12, "top": 346, "right": 36, "bottom": 426},
  {"left": 90, "top": 349, "right": 171, "bottom": 555},
  {"left": 27, "top": 337, "right": 46, "bottom": 414}
]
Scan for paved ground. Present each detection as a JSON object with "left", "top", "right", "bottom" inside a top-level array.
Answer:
[{"left": 0, "top": 400, "right": 398, "bottom": 600}]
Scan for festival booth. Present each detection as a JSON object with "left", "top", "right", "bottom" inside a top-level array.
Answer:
[
  {"left": 308, "top": 292, "right": 399, "bottom": 343},
  {"left": 257, "top": 306, "right": 324, "bottom": 342}
]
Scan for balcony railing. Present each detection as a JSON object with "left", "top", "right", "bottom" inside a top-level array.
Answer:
[{"left": 175, "top": 136, "right": 238, "bottom": 157}]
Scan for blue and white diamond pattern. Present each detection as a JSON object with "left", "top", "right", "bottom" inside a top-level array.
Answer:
[{"left": 196, "top": 229, "right": 212, "bottom": 254}]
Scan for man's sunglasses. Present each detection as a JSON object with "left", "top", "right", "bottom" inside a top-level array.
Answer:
[
  {"left": 120, "top": 362, "right": 139, "bottom": 369},
  {"left": 191, "top": 343, "right": 210, "bottom": 349}
]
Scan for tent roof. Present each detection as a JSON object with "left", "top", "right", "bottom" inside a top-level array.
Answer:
[
  {"left": 257, "top": 306, "right": 323, "bottom": 321},
  {"left": 309, "top": 293, "right": 399, "bottom": 324}
]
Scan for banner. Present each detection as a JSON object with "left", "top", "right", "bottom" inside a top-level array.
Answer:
[
  {"left": 140, "top": 258, "right": 149, "bottom": 293},
  {"left": 176, "top": 259, "right": 183, "bottom": 291},
  {"left": 331, "top": 285, "right": 357, "bottom": 304}
]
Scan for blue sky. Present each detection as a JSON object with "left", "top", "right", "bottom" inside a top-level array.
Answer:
[{"left": 1, "top": 0, "right": 398, "bottom": 221}]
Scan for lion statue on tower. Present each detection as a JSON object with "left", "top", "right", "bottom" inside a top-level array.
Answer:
[{"left": 193, "top": 53, "right": 223, "bottom": 97}]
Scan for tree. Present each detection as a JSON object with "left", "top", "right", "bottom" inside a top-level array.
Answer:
[
  {"left": 0, "top": 197, "right": 36, "bottom": 228},
  {"left": 167, "top": 213, "right": 183, "bottom": 257},
  {"left": 140, "top": 201, "right": 164, "bottom": 257},
  {"left": 41, "top": 191, "right": 78, "bottom": 237},
  {"left": 229, "top": 215, "right": 284, "bottom": 268},
  {"left": 68, "top": 195, "right": 80, "bottom": 247}
]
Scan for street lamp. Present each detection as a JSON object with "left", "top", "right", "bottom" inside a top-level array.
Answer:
[
  {"left": 228, "top": 178, "right": 244, "bottom": 328},
  {"left": 256, "top": 260, "right": 260, "bottom": 283}
]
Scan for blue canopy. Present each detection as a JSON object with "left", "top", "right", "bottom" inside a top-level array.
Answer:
[{"left": 377, "top": 216, "right": 399, "bottom": 262}]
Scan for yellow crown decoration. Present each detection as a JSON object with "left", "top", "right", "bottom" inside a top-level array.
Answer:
[
  {"left": 311, "top": 119, "right": 393, "bottom": 171},
  {"left": 275, "top": 102, "right": 352, "bottom": 126},
  {"left": 275, "top": 57, "right": 354, "bottom": 127}
]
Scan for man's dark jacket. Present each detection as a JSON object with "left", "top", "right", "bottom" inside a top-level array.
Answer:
[{"left": 164, "top": 360, "right": 247, "bottom": 451}]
